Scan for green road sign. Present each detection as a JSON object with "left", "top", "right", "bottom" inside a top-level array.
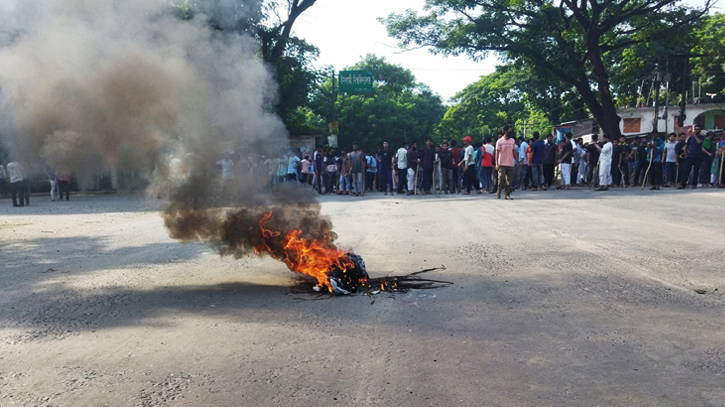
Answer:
[{"left": 339, "top": 70, "right": 373, "bottom": 93}]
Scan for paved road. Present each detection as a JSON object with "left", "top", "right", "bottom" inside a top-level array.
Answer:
[{"left": 1, "top": 189, "right": 723, "bottom": 406}]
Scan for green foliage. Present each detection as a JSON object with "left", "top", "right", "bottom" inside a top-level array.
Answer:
[
  {"left": 330, "top": 55, "right": 446, "bottom": 151},
  {"left": 437, "top": 64, "right": 576, "bottom": 144},
  {"left": 382, "top": 0, "right": 710, "bottom": 137},
  {"left": 692, "top": 13, "right": 725, "bottom": 100}
]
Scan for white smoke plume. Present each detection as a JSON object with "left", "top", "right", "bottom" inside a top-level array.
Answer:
[{"left": 0, "top": 0, "right": 287, "bottom": 181}]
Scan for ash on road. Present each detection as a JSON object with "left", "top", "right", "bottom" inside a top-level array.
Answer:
[{"left": 1, "top": 190, "right": 724, "bottom": 407}]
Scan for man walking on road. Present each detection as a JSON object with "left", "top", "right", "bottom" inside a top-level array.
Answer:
[{"left": 496, "top": 125, "right": 517, "bottom": 200}]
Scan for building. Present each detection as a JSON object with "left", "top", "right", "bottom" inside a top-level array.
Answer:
[{"left": 618, "top": 103, "right": 725, "bottom": 136}]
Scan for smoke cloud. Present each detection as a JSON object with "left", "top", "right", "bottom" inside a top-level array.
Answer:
[
  {"left": 0, "top": 0, "right": 343, "bottom": 279},
  {"left": 0, "top": 0, "right": 284, "bottom": 178}
]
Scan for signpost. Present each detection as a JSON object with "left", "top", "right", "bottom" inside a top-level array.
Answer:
[{"left": 338, "top": 70, "right": 373, "bottom": 93}]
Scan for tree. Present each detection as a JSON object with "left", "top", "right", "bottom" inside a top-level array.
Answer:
[
  {"left": 692, "top": 13, "right": 725, "bottom": 101},
  {"left": 383, "top": 0, "right": 711, "bottom": 138},
  {"left": 320, "top": 55, "right": 446, "bottom": 150}
]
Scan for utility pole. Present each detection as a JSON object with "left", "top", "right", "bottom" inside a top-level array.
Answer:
[
  {"left": 678, "top": 57, "right": 689, "bottom": 128},
  {"left": 652, "top": 67, "right": 662, "bottom": 132},
  {"left": 330, "top": 69, "right": 337, "bottom": 124}
]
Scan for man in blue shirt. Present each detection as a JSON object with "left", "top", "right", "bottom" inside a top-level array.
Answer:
[
  {"left": 678, "top": 125, "right": 705, "bottom": 189},
  {"left": 646, "top": 132, "right": 665, "bottom": 190}
]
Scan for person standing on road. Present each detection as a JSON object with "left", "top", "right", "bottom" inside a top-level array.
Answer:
[
  {"left": 529, "top": 133, "right": 545, "bottom": 190},
  {"left": 286, "top": 150, "right": 300, "bottom": 183},
  {"left": 299, "top": 155, "right": 312, "bottom": 185},
  {"left": 610, "top": 139, "right": 622, "bottom": 187},
  {"left": 617, "top": 137, "right": 630, "bottom": 187},
  {"left": 378, "top": 141, "right": 395, "bottom": 195},
  {"left": 516, "top": 136, "right": 529, "bottom": 191},
  {"left": 575, "top": 138, "right": 587, "bottom": 185},
  {"left": 56, "top": 168, "right": 71, "bottom": 201},
  {"left": 632, "top": 136, "right": 649, "bottom": 186},
  {"left": 699, "top": 132, "right": 716, "bottom": 187},
  {"left": 438, "top": 142, "right": 454, "bottom": 194},
  {"left": 645, "top": 132, "right": 664, "bottom": 190},
  {"left": 313, "top": 145, "right": 324, "bottom": 194},
  {"left": 458, "top": 136, "right": 476, "bottom": 195},
  {"left": 674, "top": 133, "right": 687, "bottom": 187},
  {"left": 479, "top": 136, "right": 495, "bottom": 193},
  {"left": 0, "top": 161, "right": 8, "bottom": 198},
  {"left": 365, "top": 150, "right": 378, "bottom": 193},
  {"left": 596, "top": 134, "right": 613, "bottom": 191},
  {"left": 406, "top": 143, "right": 418, "bottom": 195},
  {"left": 349, "top": 143, "right": 365, "bottom": 197},
  {"left": 338, "top": 150, "right": 351, "bottom": 195},
  {"left": 394, "top": 142, "right": 408, "bottom": 195},
  {"left": 45, "top": 166, "right": 58, "bottom": 201},
  {"left": 7, "top": 160, "right": 29, "bottom": 207},
  {"left": 543, "top": 134, "right": 557, "bottom": 189},
  {"left": 557, "top": 132, "right": 574, "bottom": 190},
  {"left": 586, "top": 135, "right": 601, "bottom": 188},
  {"left": 663, "top": 133, "right": 678, "bottom": 187},
  {"left": 449, "top": 139, "right": 462, "bottom": 193},
  {"left": 679, "top": 125, "right": 705, "bottom": 189},
  {"left": 495, "top": 126, "right": 517, "bottom": 200},
  {"left": 419, "top": 139, "right": 436, "bottom": 195}
]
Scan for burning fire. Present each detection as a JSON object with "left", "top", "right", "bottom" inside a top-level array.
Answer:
[{"left": 253, "top": 213, "right": 363, "bottom": 292}]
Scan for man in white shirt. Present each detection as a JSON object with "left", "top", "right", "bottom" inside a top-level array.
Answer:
[
  {"left": 596, "top": 135, "right": 613, "bottom": 191},
  {"left": 663, "top": 133, "right": 678, "bottom": 187},
  {"left": 7, "top": 160, "right": 28, "bottom": 207},
  {"left": 393, "top": 142, "right": 408, "bottom": 194},
  {"left": 287, "top": 150, "right": 300, "bottom": 182},
  {"left": 217, "top": 153, "right": 235, "bottom": 180},
  {"left": 516, "top": 137, "right": 528, "bottom": 190},
  {"left": 576, "top": 139, "right": 587, "bottom": 185},
  {"left": 459, "top": 136, "right": 476, "bottom": 194}
]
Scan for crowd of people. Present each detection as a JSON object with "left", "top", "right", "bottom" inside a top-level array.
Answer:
[
  {"left": 0, "top": 160, "right": 71, "bottom": 207},
  {"left": 3, "top": 123, "right": 722, "bottom": 207},
  {"left": 272, "top": 124, "right": 725, "bottom": 199}
]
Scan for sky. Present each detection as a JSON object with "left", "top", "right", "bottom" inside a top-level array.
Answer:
[
  {"left": 291, "top": 0, "right": 498, "bottom": 103},
  {"left": 289, "top": 0, "right": 715, "bottom": 103}
]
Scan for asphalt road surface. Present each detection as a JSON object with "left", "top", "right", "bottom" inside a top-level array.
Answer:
[{"left": 1, "top": 188, "right": 724, "bottom": 407}]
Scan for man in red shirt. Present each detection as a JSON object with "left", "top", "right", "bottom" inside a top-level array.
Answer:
[
  {"left": 495, "top": 125, "right": 518, "bottom": 200},
  {"left": 480, "top": 135, "right": 495, "bottom": 193}
]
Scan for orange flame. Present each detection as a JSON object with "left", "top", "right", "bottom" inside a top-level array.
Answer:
[{"left": 253, "top": 213, "right": 354, "bottom": 292}]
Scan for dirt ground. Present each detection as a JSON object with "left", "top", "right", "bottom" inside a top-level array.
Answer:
[{"left": 1, "top": 188, "right": 724, "bottom": 407}]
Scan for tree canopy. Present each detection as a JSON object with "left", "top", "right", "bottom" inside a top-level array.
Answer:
[
  {"left": 383, "top": 0, "right": 711, "bottom": 137},
  {"left": 312, "top": 55, "right": 446, "bottom": 151}
]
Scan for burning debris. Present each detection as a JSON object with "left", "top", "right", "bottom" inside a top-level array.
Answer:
[
  {"left": 250, "top": 212, "right": 451, "bottom": 295},
  {"left": 165, "top": 205, "right": 450, "bottom": 296}
]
